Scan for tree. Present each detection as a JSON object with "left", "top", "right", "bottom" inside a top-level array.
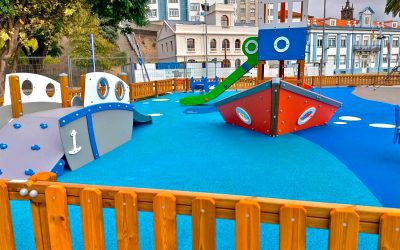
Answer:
[
  {"left": 63, "top": 2, "right": 127, "bottom": 70},
  {"left": 0, "top": 0, "right": 78, "bottom": 95},
  {"left": 385, "top": 0, "right": 400, "bottom": 17},
  {"left": 0, "top": 0, "right": 149, "bottom": 96}
]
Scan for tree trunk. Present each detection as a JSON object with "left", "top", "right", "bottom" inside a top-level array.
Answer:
[
  {"left": 0, "top": 19, "right": 23, "bottom": 97},
  {"left": 0, "top": 59, "right": 6, "bottom": 96}
]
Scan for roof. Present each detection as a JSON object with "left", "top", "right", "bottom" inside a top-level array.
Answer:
[
  {"left": 359, "top": 6, "right": 375, "bottom": 14},
  {"left": 308, "top": 17, "right": 400, "bottom": 30}
]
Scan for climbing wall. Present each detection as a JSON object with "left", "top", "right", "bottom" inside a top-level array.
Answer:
[{"left": 0, "top": 116, "right": 65, "bottom": 179}]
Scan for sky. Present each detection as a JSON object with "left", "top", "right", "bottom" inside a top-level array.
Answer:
[{"left": 308, "top": 0, "right": 400, "bottom": 21}]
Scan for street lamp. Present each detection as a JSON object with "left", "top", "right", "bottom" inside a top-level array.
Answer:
[{"left": 201, "top": 2, "right": 210, "bottom": 78}]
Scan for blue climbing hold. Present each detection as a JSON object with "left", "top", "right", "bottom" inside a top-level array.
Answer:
[
  {"left": 0, "top": 169, "right": 2, "bottom": 175},
  {"left": 31, "top": 144, "right": 41, "bottom": 151},
  {"left": 24, "top": 168, "right": 35, "bottom": 176},
  {"left": 0, "top": 143, "right": 7, "bottom": 150},
  {"left": 13, "top": 123, "right": 21, "bottom": 129},
  {"left": 40, "top": 123, "right": 48, "bottom": 129}
]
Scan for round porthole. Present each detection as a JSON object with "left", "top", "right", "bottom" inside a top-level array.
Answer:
[
  {"left": 21, "top": 80, "right": 33, "bottom": 96},
  {"left": 115, "top": 81, "right": 125, "bottom": 101},
  {"left": 46, "top": 83, "right": 55, "bottom": 97},
  {"left": 236, "top": 107, "right": 252, "bottom": 125},
  {"left": 97, "top": 78, "right": 109, "bottom": 99}
]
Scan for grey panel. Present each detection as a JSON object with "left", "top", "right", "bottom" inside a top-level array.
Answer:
[
  {"left": 280, "top": 82, "right": 342, "bottom": 108},
  {"left": 0, "top": 106, "right": 12, "bottom": 128},
  {"left": 59, "top": 117, "right": 95, "bottom": 171},
  {"left": 22, "top": 102, "right": 62, "bottom": 115},
  {"left": 214, "top": 81, "right": 272, "bottom": 107},
  {"left": 92, "top": 110, "right": 133, "bottom": 156},
  {"left": 25, "top": 107, "right": 81, "bottom": 119},
  {"left": 0, "top": 116, "right": 64, "bottom": 180}
]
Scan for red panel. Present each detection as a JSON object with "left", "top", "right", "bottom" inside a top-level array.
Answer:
[
  {"left": 217, "top": 89, "right": 273, "bottom": 135},
  {"left": 276, "top": 88, "right": 339, "bottom": 135}
]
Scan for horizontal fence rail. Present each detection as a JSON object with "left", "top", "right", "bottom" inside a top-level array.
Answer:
[
  {"left": 1, "top": 173, "right": 400, "bottom": 249},
  {"left": 1, "top": 74, "right": 399, "bottom": 106}
]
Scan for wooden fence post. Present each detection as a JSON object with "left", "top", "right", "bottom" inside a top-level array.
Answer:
[
  {"left": 279, "top": 205, "right": 307, "bottom": 250},
  {"left": 154, "top": 81, "right": 159, "bottom": 97},
  {"left": 153, "top": 193, "right": 176, "bottom": 250},
  {"left": 192, "top": 197, "right": 216, "bottom": 250},
  {"left": 9, "top": 75, "right": 23, "bottom": 118},
  {"left": 29, "top": 172, "right": 57, "bottom": 250},
  {"left": 328, "top": 208, "right": 359, "bottom": 250},
  {"left": 0, "top": 181, "right": 16, "bottom": 250},
  {"left": 118, "top": 72, "right": 128, "bottom": 84},
  {"left": 45, "top": 185, "right": 72, "bottom": 250},
  {"left": 80, "top": 74, "right": 86, "bottom": 104},
  {"left": 59, "top": 73, "right": 70, "bottom": 108},
  {"left": 115, "top": 190, "right": 139, "bottom": 250},
  {"left": 80, "top": 188, "right": 105, "bottom": 250},
  {"left": 378, "top": 213, "right": 400, "bottom": 249},
  {"left": 235, "top": 200, "right": 260, "bottom": 250}
]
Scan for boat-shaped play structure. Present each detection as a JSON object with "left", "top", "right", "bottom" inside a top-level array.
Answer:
[{"left": 0, "top": 72, "right": 151, "bottom": 179}]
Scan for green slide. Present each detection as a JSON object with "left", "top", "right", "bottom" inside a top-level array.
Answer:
[{"left": 179, "top": 37, "right": 259, "bottom": 106}]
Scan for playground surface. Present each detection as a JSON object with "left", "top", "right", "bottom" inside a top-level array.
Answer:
[{"left": 8, "top": 86, "right": 400, "bottom": 249}]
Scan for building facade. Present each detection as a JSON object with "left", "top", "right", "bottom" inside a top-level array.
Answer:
[
  {"left": 157, "top": 4, "right": 257, "bottom": 65},
  {"left": 307, "top": 5, "right": 400, "bottom": 74}
]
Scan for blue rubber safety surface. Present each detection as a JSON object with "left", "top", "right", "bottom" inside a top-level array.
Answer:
[{"left": 10, "top": 88, "right": 399, "bottom": 249}]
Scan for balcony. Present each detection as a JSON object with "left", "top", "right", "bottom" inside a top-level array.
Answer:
[{"left": 353, "top": 45, "right": 380, "bottom": 52}]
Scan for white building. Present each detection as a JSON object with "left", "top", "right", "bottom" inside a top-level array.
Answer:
[
  {"left": 157, "top": 4, "right": 257, "bottom": 67},
  {"left": 306, "top": 4, "right": 400, "bottom": 74}
]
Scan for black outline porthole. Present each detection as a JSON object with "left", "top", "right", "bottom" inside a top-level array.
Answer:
[
  {"left": 21, "top": 80, "right": 33, "bottom": 96},
  {"left": 97, "top": 77, "right": 109, "bottom": 100},
  {"left": 115, "top": 81, "right": 125, "bottom": 101}
]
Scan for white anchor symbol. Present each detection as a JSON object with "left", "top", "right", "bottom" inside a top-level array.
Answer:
[{"left": 68, "top": 129, "right": 82, "bottom": 155}]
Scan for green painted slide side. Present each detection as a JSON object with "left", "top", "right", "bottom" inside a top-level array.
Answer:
[{"left": 179, "top": 37, "right": 259, "bottom": 106}]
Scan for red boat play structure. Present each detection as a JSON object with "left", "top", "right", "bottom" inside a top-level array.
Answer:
[
  {"left": 212, "top": 0, "right": 341, "bottom": 136},
  {"left": 215, "top": 78, "right": 341, "bottom": 136}
]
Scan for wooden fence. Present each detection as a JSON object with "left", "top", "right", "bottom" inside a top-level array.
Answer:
[
  {"left": 1, "top": 75, "right": 399, "bottom": 107},
  {"left": 1, "top": 172, "right": 400, "bottom": 249},
  {"left": 305, "top": 75, "right": 400, "bottom": 87}
]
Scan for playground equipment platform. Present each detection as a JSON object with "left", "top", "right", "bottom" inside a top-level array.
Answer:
[{"left": 0, "top": 72, "right": 151, "bottom": 180}]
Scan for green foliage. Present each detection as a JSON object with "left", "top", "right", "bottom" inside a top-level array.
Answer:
[
  {"left": 385, "top": 0, "right": 400, "bottom": 17},
  {"left": 88, "top": 0, "right": 150, "bottom": 32},
  {"left": 64, "top": 2, "right": 127, "bottom": 70}
]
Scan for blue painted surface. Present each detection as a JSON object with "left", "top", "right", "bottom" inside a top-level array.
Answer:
[
  {"left": 40, "top": 123, "right": 48, "bottom": 129},
  {"left": 10, "top": 89, "right": 399, "bottom": 249},
  {"left": 59, "top": 103, "right": 134, "bottom": 127},
  {"left": 297, "top": 87, "right": 400, "bottom": 208},
  {"left": 24, "top": 168, "right": 35, "bottom": 176},
  {"left": 51, "top": 159, "right": 65, "bottom": 176},
  {"left": 258, "top": 28, "right": 307, "bottom": 61},
  {"left": 86, "top": 113, "right": 100, "bottom": 159},
  {"left": 30, "top": 144, "right": 40, "bottom": 151}
]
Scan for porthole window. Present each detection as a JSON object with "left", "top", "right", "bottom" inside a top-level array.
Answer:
[
  {"left": 97, "top": 78, "right": 109, "bottom": 99},
  {"left": 115, "top": 81, "right": 125, "bottom": 101},
  {"left": 21, "top": 80, "right": 33, "bottom": 96},
  {"left": 46, "top": 83, "right": 55, "bottom": 97}
]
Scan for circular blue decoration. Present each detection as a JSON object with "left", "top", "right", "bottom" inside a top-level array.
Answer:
[
  {"left": 40, "top": 123, "right": 48, "bottom": 129},
  {"left": 31, "top": 144, "right": 41, "bottom": 151},
  {"left": 0, "top": 143, "right": 8, "bottom": 150},
  {"left": 235, "top": 107, "right": 252, "bottom": 125},
  {"left": 13, "top": 123, "right": 21, "bottom": 129},
  {"left": 24, "top": 168, "right": 35, "bottom": 176}
]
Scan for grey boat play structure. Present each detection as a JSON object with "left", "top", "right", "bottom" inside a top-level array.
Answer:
[{"left": 0, "top": 72, "right": 151, "bottom": 179}]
